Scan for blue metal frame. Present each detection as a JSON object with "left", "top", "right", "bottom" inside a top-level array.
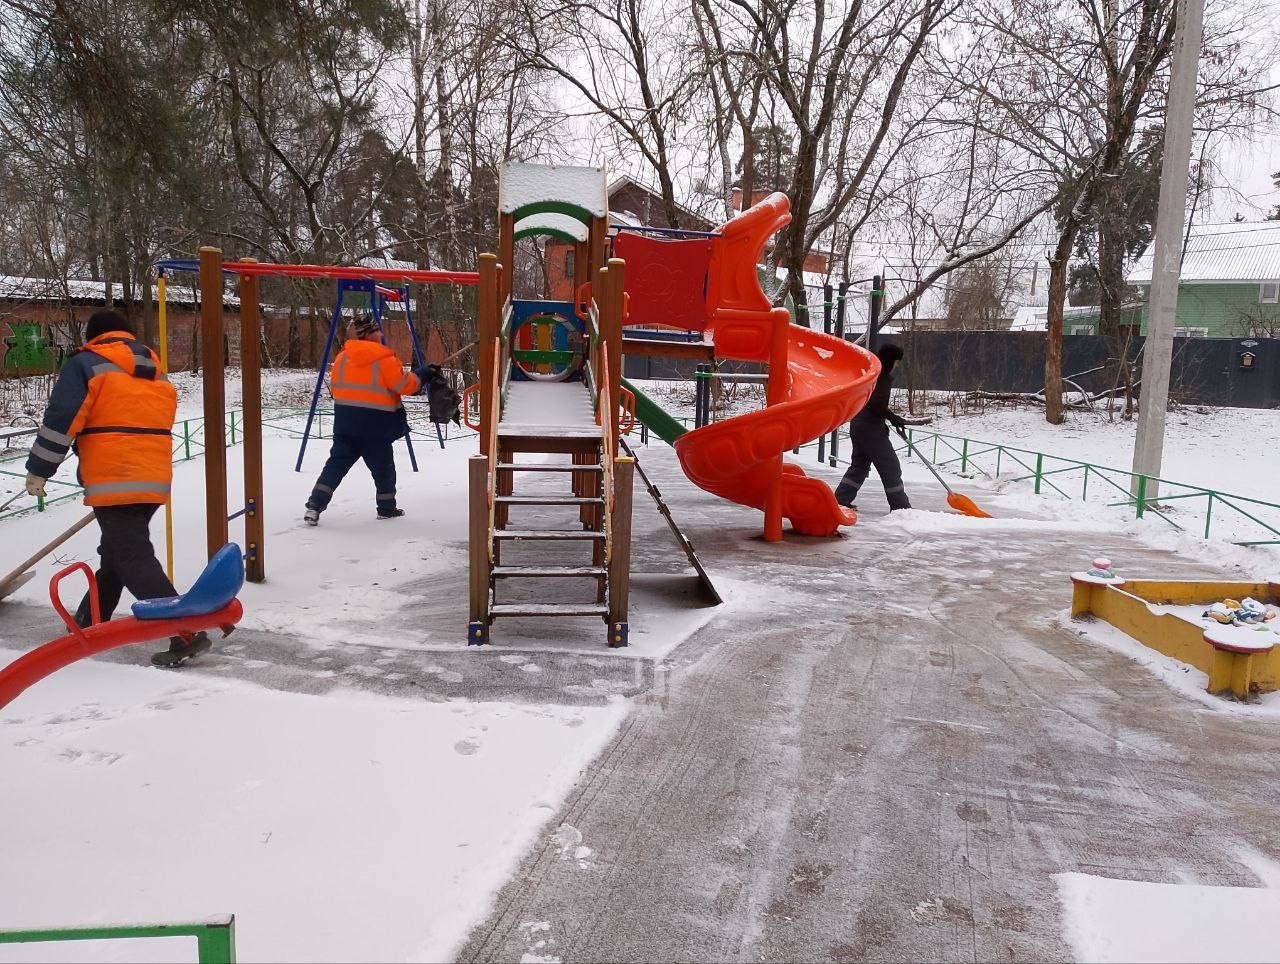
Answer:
[{"left": 294, "top": 279, "right": 429, "bottom": 472}]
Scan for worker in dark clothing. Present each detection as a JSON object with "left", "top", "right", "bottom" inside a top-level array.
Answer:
[
  {"left": 304, "top": 316, "right": 434, "bottom": 525},
  {"left": 24, "top": 309, "right": 210, "bottom": 667},
  {"left": 834, "top": 343, "right": 912, "bottom": 511}
]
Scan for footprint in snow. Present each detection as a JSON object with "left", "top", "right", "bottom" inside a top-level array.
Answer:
[{"left": 454, "top": 738, "right": 480, "bottom": 755}]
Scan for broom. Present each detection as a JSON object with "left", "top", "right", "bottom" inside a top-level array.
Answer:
[{"left": 894, "top": 427, "right": 992, "bottom": 519}]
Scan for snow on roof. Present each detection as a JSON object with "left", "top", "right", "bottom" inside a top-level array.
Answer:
[
  {"left": 514, "top": 212, "right": 589, "bottom": 243},
  {"left": 0, "top": 274, "right": 238, "bottom": 308},
  {"left": 359, "top": 256, "right": 416, "bottom": 272},
  {"left": 500, "top": 162, "right": 608, "bottom": 219},
  {"left": 606, "top": 174, "right": 714, "bottom": 229},
  {"left": 1127, "top": 223, "right": 1280, "bottom": 284}
]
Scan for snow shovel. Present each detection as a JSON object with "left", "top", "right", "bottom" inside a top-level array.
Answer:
[
  {"left": 0, "top": 511, "right": 95, "bottom": 601},
  {"left": 895, "top": 427, "right": 992, "bottom": 519}
]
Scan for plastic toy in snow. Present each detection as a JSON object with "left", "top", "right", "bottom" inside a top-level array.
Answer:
[
  {"left": 1071, "top": 557, "right": 1125, "bottom": 587},
  {"left": 1203, "top": 596, "right": 1280, "bottom": 627}
]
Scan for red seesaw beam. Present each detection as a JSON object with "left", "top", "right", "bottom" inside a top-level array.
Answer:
[{"left": 0, "top": 601, "right": 243, "bottom": 712}]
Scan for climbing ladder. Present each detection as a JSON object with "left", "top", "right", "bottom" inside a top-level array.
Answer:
[{"left": 467, "top": 164, "right": 636, "bottom": 646}]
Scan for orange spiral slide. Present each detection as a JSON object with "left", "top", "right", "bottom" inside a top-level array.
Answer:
[{"left": 618, "top": 194, "right": 880, "bottom": 538}]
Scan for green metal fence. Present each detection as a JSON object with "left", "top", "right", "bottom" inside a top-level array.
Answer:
[
  {"left": 883, "top": 427, "right": 1280, "bottom": 547},
  {"left": 0, "top": 916, "right": 235, "bottom": 963},
  {"left": 0, "top": 410, "right": 249, "bottom": 522},
  {"left": 635, "top": 401, "right": 1280, "bottom": 550}
]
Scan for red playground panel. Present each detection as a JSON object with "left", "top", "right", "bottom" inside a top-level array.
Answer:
[{"left": 613, "top": 232, "right": 712, "bottom": 331}]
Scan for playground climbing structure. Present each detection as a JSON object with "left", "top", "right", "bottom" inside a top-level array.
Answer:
[{"left": 467, "top": 163, "right": 637, "bottom": 648}]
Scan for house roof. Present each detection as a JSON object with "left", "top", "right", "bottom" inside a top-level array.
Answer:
[
  {"left": 0, "top": 274, "right": 239, "bottom": 309},
  {"left": 606, "top": 175, "right": 714, "bottom": 230},
  {"left": 1127, "top": 223, "right": 1280, "bottom": 284}
]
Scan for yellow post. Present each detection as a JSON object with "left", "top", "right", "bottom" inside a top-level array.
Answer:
[{"left": 157, "top": 272, "right": 174, "bottom": 582}]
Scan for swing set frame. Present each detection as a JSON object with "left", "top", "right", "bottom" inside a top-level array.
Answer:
[{"left": 155, "top": 249, "right": 478, "bottom": 585}]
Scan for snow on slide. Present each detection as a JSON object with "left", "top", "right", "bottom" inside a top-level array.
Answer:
[{"left": 0, "top": 651, "right": 626, "bottom": 962}]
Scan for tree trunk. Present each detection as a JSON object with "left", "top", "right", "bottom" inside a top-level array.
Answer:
[
  {"left": 287, "top": 303, "right": 301, "bottom": 368},
  {"left": 1044, "top": 223, "right": 1078, "bottom": 424}
]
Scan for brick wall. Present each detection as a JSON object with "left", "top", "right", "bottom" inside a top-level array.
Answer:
[{"left": 1, "top": 301, "right": 460, "bottom": 375}]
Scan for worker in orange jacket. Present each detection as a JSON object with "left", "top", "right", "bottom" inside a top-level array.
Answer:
[
  {"left": 24, "top": 310, "right": 209, "bottom": 667},
  {"left": 304, "top": 315, "right": 433, "bottom": 525}
]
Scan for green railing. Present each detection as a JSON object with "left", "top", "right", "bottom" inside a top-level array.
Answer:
[
  {"left": 880, "top": 428, "right": 1280, "bottom": 547},
  {"left": 0, "top": 410, "right": 249, "bottom": 522},
  {"left": 0, "top": 916, "right": 235, "bottom": 963},
  {"left": 632, "top": 398, "right": 1280, "bottom": 550}
]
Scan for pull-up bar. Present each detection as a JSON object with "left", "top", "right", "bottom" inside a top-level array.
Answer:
[{"left": 155, "top": 258, "right": 479, "bottom": 286}]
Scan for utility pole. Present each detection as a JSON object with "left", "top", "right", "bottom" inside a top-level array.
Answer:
[{"left": 1131, "top": 0, "right": 1204, "bottom": 499}]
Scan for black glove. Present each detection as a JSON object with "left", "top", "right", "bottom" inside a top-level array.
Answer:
[{"left": 889, "top": 413, "right": 907, "bottom": 430}]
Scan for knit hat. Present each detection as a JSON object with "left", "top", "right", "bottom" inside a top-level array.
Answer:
[
  {"left": 85, "top": 309, "right": 133, "bottom": 341},
  {"left": 350, "top": 314, "right": 380, "bottom": 338}
]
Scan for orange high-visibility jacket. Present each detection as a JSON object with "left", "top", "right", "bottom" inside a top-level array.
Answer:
[
  {"left": 26, "top": 331, "right": 178, "bottom": 507},
  {"left": 330, "top": 339, "right": 422, "bottom": 413}
]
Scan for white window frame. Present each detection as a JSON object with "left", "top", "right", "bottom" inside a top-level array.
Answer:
[
  {"left": 1174, "top": 326, "right": 1209, "bottom": 338},
  {"left": 1260, "top": 282, "right": 1280, "bottom": 304},
  {"left": 1070, "top": 324, "right": 1094, "bottom": 335}
]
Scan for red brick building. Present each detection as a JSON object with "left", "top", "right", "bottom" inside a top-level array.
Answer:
[{"left": 0, "top": 277, "right": 452, "bottom": 375}]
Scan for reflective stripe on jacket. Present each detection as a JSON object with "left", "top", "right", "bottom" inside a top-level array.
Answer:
[
  {"left": 330, "top": 339, "right": 422, "bottom": 413},
  {"left": 27, "top": 330, "right": 178, "bottom": 507}
]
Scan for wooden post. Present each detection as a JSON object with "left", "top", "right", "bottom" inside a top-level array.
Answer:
[
  {"left": 468, "top": 455, "right": 490, "bottom": 642},
  {"left": 238, "top": 260, "right": 265, "bottom": 582},
  {"left": 198, "top": 246, "right": 228, "bottom": 561},
  {"left": 608, "top": 456, "right": 635, "bottom": 643},
  {"left": 588, "top": 215, "right": 608, "bottom": 278},
  {"left": 498, "top": 213, "right": 515, "bottom": 306},
  {"left": 600, "top": 261, "right": 625, "bottom": 456},
  {"left": 477, "top": 254, "right": 498, "bottom": 456}
]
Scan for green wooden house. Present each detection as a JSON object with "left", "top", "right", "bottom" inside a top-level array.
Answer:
[{"left": 1065, "top": 223, "right": 1280, "bottom": 337}]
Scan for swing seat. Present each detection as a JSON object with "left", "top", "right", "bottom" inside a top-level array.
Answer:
[{"left": 132, "top": 544, "right": 245, "bottom": 620}]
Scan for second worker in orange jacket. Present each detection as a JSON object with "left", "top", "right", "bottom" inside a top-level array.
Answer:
[{"left": 304, "top": 316, "right": 433, "bottom": 525}]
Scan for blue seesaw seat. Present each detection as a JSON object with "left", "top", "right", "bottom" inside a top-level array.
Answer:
[{"left": 132, "top": 544, "right": 245, "bottom": 621}]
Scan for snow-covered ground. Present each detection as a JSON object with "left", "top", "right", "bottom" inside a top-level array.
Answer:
[
  {"left": 923, "top": 402, "right": 1280, "bottom": 503},
  {"left": 0, "top": 652, "right": 626, "bottom": 961},
  {"left": 1057, "top": 857, "right": 1280, "bottom": 963},
  {"left": 0, "top": 420, "right": 719, "bottom": 660}
]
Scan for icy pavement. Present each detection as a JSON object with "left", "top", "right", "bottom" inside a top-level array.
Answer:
[{"left": 457, "top": 448, "right": 1280, "bottom": 963}]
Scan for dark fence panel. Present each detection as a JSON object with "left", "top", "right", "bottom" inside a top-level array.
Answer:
[
  {"left": 622, "top": 330, "right": 1280, "bottom": 409},
  {"left": 880, "top": 332, "right": 1280, "bottom": 409}
]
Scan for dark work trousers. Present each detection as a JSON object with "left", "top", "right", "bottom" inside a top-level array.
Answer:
[
  {"left": 74, "top": 503, "right": 178, "bottom": 626},
  {"left": 834, "top": 420, "right": 911, "bottom": 510},
  {"left": 307, "top": 433, "right": 397, "bottom": 512}
]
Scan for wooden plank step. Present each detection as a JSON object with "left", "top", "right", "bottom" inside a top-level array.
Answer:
[
  {"left": 492, "top": 565, "right": 607, "bottom": 578},
  {"left": 495, "top": 495, "right": 602, "bottom": 506},
  {"left": 496, "top": 463, "right": 601, "bottom": 473},
  {"left": 490, "top": 603, "right": 609, "bottom": 618},
  {"left": 494, "top": 529, "right": 604, "bottom": 541},
  {"left": 497, "top": 424, "right": 601, "bottom": 440}
]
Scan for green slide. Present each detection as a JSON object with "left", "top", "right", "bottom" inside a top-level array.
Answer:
[{"left": 621, "top": 377, "right": 687, "bottom": 446}]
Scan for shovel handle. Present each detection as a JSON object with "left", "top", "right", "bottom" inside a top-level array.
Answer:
[
  {"left": 0, "top": 511, "right": 95, "bottom": 588},
  {"left": 894, "top": 426, "right": 954, "bottom": 495}
]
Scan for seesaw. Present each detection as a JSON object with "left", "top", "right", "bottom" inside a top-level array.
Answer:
[{"left": 0, "top": 544, "right": 245, "bottom": 711}]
